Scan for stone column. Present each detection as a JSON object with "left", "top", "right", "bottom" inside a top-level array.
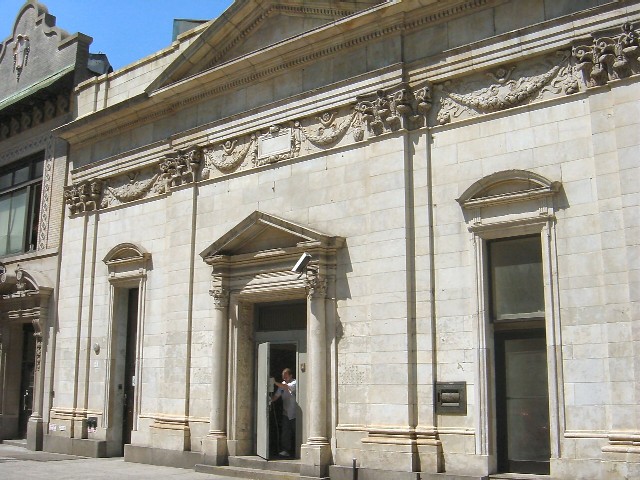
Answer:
[
  {"left": 27, "top": 328, "right": 45, "bottom": 451},
  {"left": 202, "top": 285, "right": 229, "bottom": 465},
  {"left": 300, "top": 270, "right": 331, "bottom": 479},
  {"left": 27, "top": 286, "right": 51, "bottom": 451}
]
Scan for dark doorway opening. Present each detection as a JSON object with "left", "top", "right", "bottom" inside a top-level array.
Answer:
[
  {"left": 18, "top": 322, "right": 35, "bottom": 439},
  {"left": 495, "top": 329, "right": 550, "bottom": 475},
  {"left": 268, "top": 343, "right": 297, "bottom": 458},
  {"left": 122, "top": 288, "right": 139, "bottom": 447}
]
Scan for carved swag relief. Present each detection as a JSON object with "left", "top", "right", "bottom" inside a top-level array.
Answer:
[
  {"left": 435, "top": 51, "right": 579, "bottom": 125},
  {"left": 199, "top": 83, "right": 430, "bottom": 178},
  {"left": 64, "top": 23, "right": 637, "bottom": 215},
  {"left": 435, "top": 22, "right": 640, "bottom": 126},
  {"left": 61, "top": 84, "right": 425, "bottom": 215}
]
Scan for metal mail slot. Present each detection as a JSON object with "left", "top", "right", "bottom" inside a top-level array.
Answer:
[{"left": 435, "top": 382, "right": 467, "bottom": 415}]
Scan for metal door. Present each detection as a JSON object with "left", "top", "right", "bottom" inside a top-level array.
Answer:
[{"left": 256, "top": 342, "right": 271, "bottom": 459}]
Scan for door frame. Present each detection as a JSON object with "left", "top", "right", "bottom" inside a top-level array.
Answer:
[
  {"left": 103, "top": 243, "right": 150, "bottom": 456},
  {"left": 255, "top": 328, "right": 307, "bottom": 459}
]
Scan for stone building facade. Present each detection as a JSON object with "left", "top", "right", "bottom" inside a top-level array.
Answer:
[
  {"left": 42, "top": 0, "right": 640, "bottom": 479},
  {"left": 0, "top": 1, "right": 107, "bottom": 452}
]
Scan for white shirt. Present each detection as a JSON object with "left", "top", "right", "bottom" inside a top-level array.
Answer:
[{"left": 278, "top": 379, "right": 297, "bottom": 420}]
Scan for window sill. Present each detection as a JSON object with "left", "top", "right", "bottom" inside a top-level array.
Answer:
[{"left": 0, "top": 247, "right": 58, "bottom": 264}]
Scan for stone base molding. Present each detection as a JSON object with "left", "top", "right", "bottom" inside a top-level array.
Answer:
[
  {"left": 124, "top": 444, "right": 202, "bottom": 469},
  {"left": 300, "top": 441, "right": 332, "bottom": 480},
  {"left": 603, "top": 432, "right": 640, "bottom": 455},
  {"left": 149, "top": 415, "right": 191, "bottom": 451},
  {"left": 201, "top": 432, "right": 229, "bottom": 466}
]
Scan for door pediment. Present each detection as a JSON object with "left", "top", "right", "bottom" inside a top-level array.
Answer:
[{"left": 200, "top": 211, "right": 343, "bottom": 259}]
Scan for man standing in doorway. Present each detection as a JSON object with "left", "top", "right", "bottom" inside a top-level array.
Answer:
[{"left": 272, "top": 368, "right": 296, "bottom": 457}]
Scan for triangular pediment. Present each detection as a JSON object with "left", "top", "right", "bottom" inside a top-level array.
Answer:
[
  {"left": 200, "top": 211, "right": 343, "bottom": 259},
  {"left": 148, "top": 0, "right": 383, "bottom": 92}
]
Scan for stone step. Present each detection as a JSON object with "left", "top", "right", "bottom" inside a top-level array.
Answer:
[
  {"left": 488, "top": 474, "right": 550, "bottom": 480},
  {"left": 195, "top": 463, "right": 299, "bottom": 480},
  {"left": 229, "top": 455, "right": 300, "bottom": 473},
  {"left": 1, "top": 439, "right": 27, "bottom": 448}
]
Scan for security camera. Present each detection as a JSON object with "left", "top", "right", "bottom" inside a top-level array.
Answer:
[{"left": 291, "top": 252, "right": 312, "bottom": 274}]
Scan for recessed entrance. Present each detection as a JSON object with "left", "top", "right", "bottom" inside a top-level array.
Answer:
[
  {"left": 495, "top": 329, "right": 550, "bottom": 474},
  {"left": 18, "top": 322, "right": 36, "bottom": 439},
  {"left": 109, "top": 286, "right": 139, "bottom": 455},
  {"left": 254, "top": 301, "right": 306, "bottom": 460},
  {"left": 488, "top": 235, "right": 550, "bottom": 474}
]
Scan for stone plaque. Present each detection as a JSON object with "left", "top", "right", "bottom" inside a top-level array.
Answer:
[{"left": 258, "top": 127, "right": 291, "bottom": 159}]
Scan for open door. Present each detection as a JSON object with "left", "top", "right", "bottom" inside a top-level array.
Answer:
[{"left": 256, "top": 342, "right": 271, "bottom": 459}]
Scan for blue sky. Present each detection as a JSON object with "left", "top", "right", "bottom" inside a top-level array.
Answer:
[{"left": 3, "top": 0, "right": 233, "bottom": 70}]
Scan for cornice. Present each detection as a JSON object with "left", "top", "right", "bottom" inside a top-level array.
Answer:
[
  {"left": 59, "top": 0, "right": 639, "bottom": 148},
  {"left": 408, "top": 0, "right": 640, "bottom": 84},
  {"left": 202, "top": 2, "right": 378, "bottom": 72},
  {"left": 62, "top": 14, "right": 640, "bottom": 216},
  {"left": 57, "top": 0, "right": 491, "bottom": 145},
  {"left": 69, "top": 63, "right": 405, "bottom": 182}
]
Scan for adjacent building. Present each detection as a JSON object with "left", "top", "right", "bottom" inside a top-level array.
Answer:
[
  {"left": 0, "top": 0, "right": 108, "bottom": 452},
  {"left": 4, "top": 0, "right": 639, "bottom": 479}
]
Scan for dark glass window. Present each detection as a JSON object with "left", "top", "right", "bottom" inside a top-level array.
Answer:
[
  {"left": 0, "top": 152, "right": 44, "bottom": 256},
  {"left": 488, "top": 235, "right": 544, "bottom": 321}
]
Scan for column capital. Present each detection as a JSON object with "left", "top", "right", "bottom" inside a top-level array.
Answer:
[
  {"left": 305, "top": 271, "right": 327, "bottom": 298},
  {"left": 210, "top": 286, "right": 230, "bottom": 307}
]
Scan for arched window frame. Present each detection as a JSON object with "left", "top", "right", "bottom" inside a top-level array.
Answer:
[{"left": 457, "top": 170, "right": 564, "bottom": 463}]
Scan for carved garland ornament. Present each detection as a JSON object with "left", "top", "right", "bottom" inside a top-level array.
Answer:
[
  {"left": 202, "top": 84, "right": 431, "bottom": 177},
  {"left": 436, "top": 51, "right": 578, "bottom": 125},
  {"left": 64, "top": 84, "right": 431, "bottom": 215},
  {"left": 63, "top": 23, "right": 637, "bottom": 215}
]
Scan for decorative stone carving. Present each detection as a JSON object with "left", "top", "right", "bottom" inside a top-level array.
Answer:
[
  {"left": 36, "top": 134, "right": 55, "bottom": 251},
  {"left": 573, "top": 23, "right": 640, "bottom": 87},
  {"left": 203, "top": 134, "right": 257, "bottom": 176},
  {"left": 300, "top": 110, "right": 358, "bottom": 147},
  {"left": 254, "top": 125, "right": 300, "bottom": 166},
  {"left": 15, "top": 266, "right": 26, "bottom": 291},
  {"left": 10, "top": 117, "right": 20, "bottom": 136},
  {"left": 32, "top": 105, "right": 43, "bottom": 126},
  {"left": 21, "top": 112, "right": 32, "bottom": 131},
  {"left": 73, "top": 85, "right": 433, "bottom": 212},
  {"left": 158, "top": 147, "right": 203, "bottom": 191},
  {"left": 305, "top": 269, "right": 327, "bottom": 298},
  {"left": 102, "top": 171, "right": 159, "bottom": 208},
  {"left": 0, "top": 92, "right": 69, "bottom": 141},
  {"left": 355, "top": 88, "right": 406, "bottom": 135},
  {"left": 436, "top": 52, "right": 577, "bottom": 125},
  {"left": 64, "top": 180, "right": 103, "bottom": 214},
  {"left": 44, "top": 99, "right": 56, "bottom": 121},
  {"left": 414, "top": 85, "right": 433, "bottom": 116},
  {"left": 354, "top": 84, "right": 430, "bottom": 134},
  {"left": 34, "top": 337, "right": 42, "bottom": 373},
  {"left": 56, "top": 93, "right": 69, "bottom": 116},
  {"left": 210, "top": 286, "right": 230, "bottom": 308},
  {"left": 13, "top": 34, "right": 30, "bottom": 81}
]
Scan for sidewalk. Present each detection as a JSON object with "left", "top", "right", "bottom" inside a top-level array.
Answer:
[{"left": 0, "top": 443, "right": 242, "bottom": 480}]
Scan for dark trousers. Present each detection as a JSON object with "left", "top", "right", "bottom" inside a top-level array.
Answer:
[{"left": 281, "top": 416, "right": 296, "bottom": 454}]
